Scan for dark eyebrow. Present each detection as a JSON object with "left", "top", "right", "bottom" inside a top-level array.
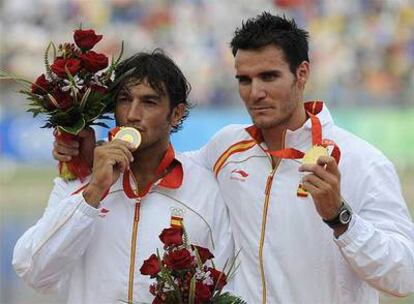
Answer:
[
  {"left": 259, "top": 70, "right": 281, "bottom": 77},
  {"left": 118, "top": 87, "right": 132, "bottom": 96},
  {"left": 235, "top": 74, "right": 249, "bottom": 80},
  {"left": 141, "top": 94, "right": 161, "bottom": 101}
]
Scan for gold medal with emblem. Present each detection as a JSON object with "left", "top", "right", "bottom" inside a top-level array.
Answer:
[
  {"left": 301, "top": 145, "right": 329, "bottom": 164},
  {"left": 113, "top": 127, "right": 142, "bottom": 151},
  {"left": 298, "top": 145, "right": 329, "bottom": 197}
]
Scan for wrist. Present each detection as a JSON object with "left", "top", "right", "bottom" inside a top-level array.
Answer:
[
  {"left": 83, "top": 183, "right": 107, "bottom": 208},
  {"left": 323, "top": 200, "right": 353, "bottom": 230},
  {"left": 333, "top": 223, "right": 349, "bottom": 238}
]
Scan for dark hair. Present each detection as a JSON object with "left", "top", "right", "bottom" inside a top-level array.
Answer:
[
  {"left": 230, "top": 12, "right": 309, "bottom": 74},
  {"left": 111, "top": 49, "right": 191, "bottom": 133}
]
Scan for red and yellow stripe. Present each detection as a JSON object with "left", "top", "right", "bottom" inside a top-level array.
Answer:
[{"left": 213, "top": 140, "right": 256, "bottom": 177}]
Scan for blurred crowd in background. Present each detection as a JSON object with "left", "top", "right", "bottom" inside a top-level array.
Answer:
[{"left": 1, "top": 0, "right": 414, "bottom": 115}]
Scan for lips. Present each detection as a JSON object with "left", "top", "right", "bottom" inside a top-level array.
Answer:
[
  {"left": 123, "top": 125, "right": 144, "bottom": 133},
  {"left": 250, "top": 107, "right": 272, "bottom": 111}
]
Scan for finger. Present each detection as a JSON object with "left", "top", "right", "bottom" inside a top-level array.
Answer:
[
  {"left": 52, "top": 149, "right": 72, "bottom": 162},
  {"left": 301, "top": 180, "right": 319, "bottom": 194},
  {"left": 299, "top": 163, "right": 331, "bottom": 179},
  {"left": 302, "top": 173, "right": 329, "bottom": 190},
  {"left": 54, "top": 139, "right": 80, "bottom": 150},
  {"left": 106, "top": 151, "right": 130, "bottom": 172},
  {"left": 55, "top": 143, "right": 79, "bottom": 156},
  {"left": 104, "top": 144, "right": 133, "bottom": 163},
  {"left": 110, "top": 140, "right": 135, "bottom": 161},
  {"left": 111, "top": 139, "right": 137, "bottom": 151},
  {"left": 317, "top": 156, "right": 339, "bottom": 175}
]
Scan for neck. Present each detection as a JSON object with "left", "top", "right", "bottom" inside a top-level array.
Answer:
[
  {"left": 130, "top": 138, "right": 170, "bottom": 186},
  {"left": 262, "top": 105, "right": 307, "bottom": 151}
]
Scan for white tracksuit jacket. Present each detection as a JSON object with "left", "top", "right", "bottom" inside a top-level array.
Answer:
[
  {"left": 13, "top": 148, "right": 234, "bottom": 304},
  {"left": 187, "top": 101, "right": 414, "bottom": 304}
]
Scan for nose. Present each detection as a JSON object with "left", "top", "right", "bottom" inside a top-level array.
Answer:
[
  {"left": 250, "top": 79, "right": 266, "bottom": 101},
  {"left": 126, "top": 100, "right": 143, "bottom": 122}
]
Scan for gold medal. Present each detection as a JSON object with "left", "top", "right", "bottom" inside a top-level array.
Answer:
[
  {"left": 301, "top": 145, "right": 328, "bottom": 165},
  {"left": 298, "top": 145, "right": 329, "bottom": 198},
  {"left": 113, "top": 127, "right": 142, "bottom": 150}
]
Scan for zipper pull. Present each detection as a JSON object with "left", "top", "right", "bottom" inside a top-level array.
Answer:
[{"left": 134, "top": 198, "right": 141, "bottom": 222}]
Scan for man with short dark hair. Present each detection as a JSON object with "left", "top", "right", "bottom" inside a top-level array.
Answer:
[
  {"left": 13, "top": 50, "right": 233, "bottom": 304},
  {"left": 191, "top": 12, "right": 413, "bottom": 303}
]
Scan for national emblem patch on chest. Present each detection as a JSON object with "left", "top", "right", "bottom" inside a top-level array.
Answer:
[{"left": 170, "top": 207, "right": 185, "bottom": 228}]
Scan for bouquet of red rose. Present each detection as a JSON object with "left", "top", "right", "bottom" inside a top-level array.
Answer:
[
  {"left": 1, "top": 28, "right": 122, "bottom": 181},
  {"left": 139, "top": 226, "right": 245, "bottom": 304}
]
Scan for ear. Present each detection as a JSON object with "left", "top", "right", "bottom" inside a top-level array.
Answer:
[
  {"left": 295, "top": 61, "right": 310, "bottom": 90},
  {"left": 171, "top": 103, "right": 186, "bottom": 127}
]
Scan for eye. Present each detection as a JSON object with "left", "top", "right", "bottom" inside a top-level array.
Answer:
[
  {"left": 143, "top": 98, "right": 158, "bottom": 105},
  {"left": 117, "top": 94, "right": 131, "bottom": 103},
  {"left": 261, "top": 73, "right": 278, "bottom": 81}
]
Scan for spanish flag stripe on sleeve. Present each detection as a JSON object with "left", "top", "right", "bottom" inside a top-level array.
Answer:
[{"left": 213, "top": 140, "right": 256, "bottom": 177}]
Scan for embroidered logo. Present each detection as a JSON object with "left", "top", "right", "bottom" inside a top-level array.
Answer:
[
  {"left": 230, "top": 169, "right": 249, "bottom": 181},
  {"left": 170, "top": 207, "right": 185, "bottom": 228},
  {"left": 99, "top": 208, "right": 110, "bottom": 218}
]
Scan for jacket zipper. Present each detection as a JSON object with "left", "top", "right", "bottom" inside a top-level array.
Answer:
[
  {"left": 258, "top": 132, "right": 285, "bottom": 304},
  {"left": 259, "top": 167, "right": 276, "bottom": 304},
  {"left": 128, "top": 198, "right": 142, "bottom": 302}
]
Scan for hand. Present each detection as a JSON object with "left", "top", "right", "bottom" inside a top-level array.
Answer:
[
  {"left": 52, "top": 127, "right": 96, "bottom": 168},
  {"left": 299, "top": 156, "right": 342, "bottom": 221},
  {"left": 83, "top": 139, "right": 135, "bottom": 207}
]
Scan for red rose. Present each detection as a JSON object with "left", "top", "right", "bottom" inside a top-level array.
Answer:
[
  {"left": 208, "top": 268, "right": 227, "bottom": 290},
  {"left": 159, "top": 227, "right": 183, "bottom": 246},
  {"left": 80, "top": 51, "right": 108, "bottom": 72},
  {"left": 90, "top": 84, "right": 108, "bottom": 95},
  {"left": 195, "top": 282, "right": 212, "bottom": 303},
  {"left": 31, "top": 74, "right": 50, "bottom": 95},
  {"left": 163, "top": 248, "right": 193, "bottom": 271},
  {"left": 152, "top": 296, "right": 163, "bottom": 304},
  {"left": 140, "top": 254, "right": 161, "bottom": 278},
  {"left": 73, "top": 29, "right": 103, "bottom": 50},
  {"left": 52, "top": 89, "right": 73, "bottom": 110},
  {"left": 51, "top": 58, "right": 81, "bottom": 78},
  {"left": 192, "top": 245, "right": 214, "bottom": 264},
  {"left": 149, "top": 283, "right": 157, "bottom": 296}
]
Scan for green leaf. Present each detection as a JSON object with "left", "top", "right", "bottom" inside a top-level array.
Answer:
[
  {"left": 79, "top": 87, "right": 91, "bottom": 109},
  {"left": 44, "top": 41, "right": 56, "bottom": 79},
  {"left": 0, "top": 70, "right": 34, "bottom": 90},
  {"left": 57, "top": 116, "right": 86, "bottom": 135},
  {"left": 188, "top": 275, "right": 196, "bottom": 304},
  {"left": 211, "top": 292, "right": 246, "bottom": 304},
  {"left": 48, "top": 106, "right": 83, "bottom": 128}
]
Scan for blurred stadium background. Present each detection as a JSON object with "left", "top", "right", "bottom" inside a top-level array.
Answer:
[{"left": 0, "top": 0, "right": 413, "bottom": 303}]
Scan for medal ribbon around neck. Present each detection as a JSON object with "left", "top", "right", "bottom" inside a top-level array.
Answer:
[
  {"left": 265, "top": 111, "right": 341, "bottom": 197},
  {"left": 266, "top": 111, "right": 340, "bottom": 163}
]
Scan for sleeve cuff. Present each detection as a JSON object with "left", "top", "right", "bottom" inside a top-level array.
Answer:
[
  {"left": 334, "top": 214, "right": 375, "bottom": 249},
  {"left": 73, "top": 193, "right": 101, "bottom": 218}
]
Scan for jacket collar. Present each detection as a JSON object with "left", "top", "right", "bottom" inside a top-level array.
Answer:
[{"left": 121, "top": 143, "right": 184, "bottom": 198}]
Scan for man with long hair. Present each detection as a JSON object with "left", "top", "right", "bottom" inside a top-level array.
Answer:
[{"left": 13, "top": 50, "right": 233, "bottom": 304}]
